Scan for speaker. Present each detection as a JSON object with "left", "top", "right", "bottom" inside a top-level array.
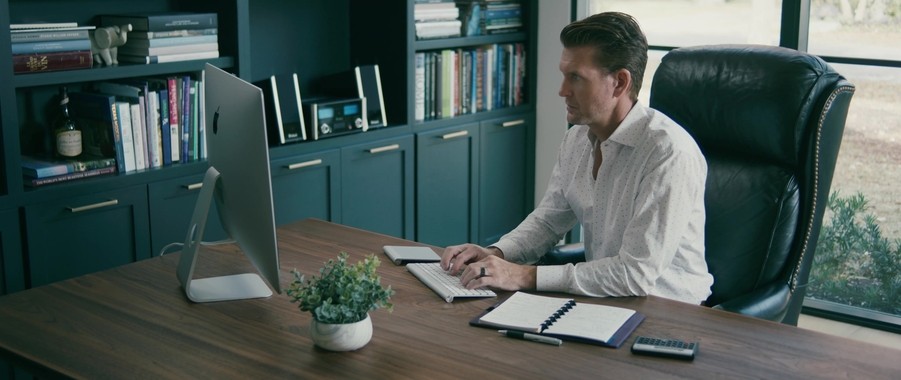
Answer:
[
  {"left": 316, "top": 64, "right": 387, "bottom": 129},
  {"left": 258, "top": 73, "right": 306, "bottom": 145},
  {"left": 355, "top": 65, "right": 387, "bottom": 128}
]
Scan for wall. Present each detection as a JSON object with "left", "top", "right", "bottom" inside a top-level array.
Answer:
[{"left": 533, "top": 0, "right": 570, "bottom": 206}]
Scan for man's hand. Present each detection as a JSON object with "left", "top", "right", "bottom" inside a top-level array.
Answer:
[{"left": 441, "top": 244, "right": 536, "bottom": 291}]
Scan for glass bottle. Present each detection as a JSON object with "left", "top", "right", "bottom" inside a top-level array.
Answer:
[{"left": 54, "top": 86, "right": 82, "bottom": 158}]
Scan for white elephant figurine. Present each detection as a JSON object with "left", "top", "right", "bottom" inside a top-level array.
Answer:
[{"left": 90, "top": 24, "right": 132, "bottom": 66}]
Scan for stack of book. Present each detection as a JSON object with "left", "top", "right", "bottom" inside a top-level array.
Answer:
[
  {"left": 10, "top": 22, "right": 94, "bottom": 74},
  {"left": 99, "top": 12, "right": 219, "bottom": 64},
  {"left": 457, "top": 0, "right": 523, "bottom": 36},
  {"left": 415, "top": 42, "right": 526, "bottom": 122},
  {"left": 414, "top": 0, "right": 462, "bottom": 40},
  {"left": 21, "top": 155, "right": 117, "bottom": 187},
  {"left": 75, "top": 75, "right": 205, "bottom": 174}
]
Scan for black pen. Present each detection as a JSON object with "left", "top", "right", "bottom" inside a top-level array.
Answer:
[{"left": 498, "top": 330, "right": 563, "bottom": 346}]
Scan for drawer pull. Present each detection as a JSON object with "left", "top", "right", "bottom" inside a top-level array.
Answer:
[
  {"left": 501, "top": 119, "right": 525, "bottom": 128},
  {"left": 67, "top": 199, "right": 119, "bottom": 213},
  {"left": 184, "top": 182, "right": 203, "bottom": 190},
  {"left": 441, "top": 130, "right": 469, "bottom": 140},
  {"left": 287, "top": 159, "right": 323, "bottom": 170},
  {"left": 368, "top": 144, "right": 400, "bottom": 154}
]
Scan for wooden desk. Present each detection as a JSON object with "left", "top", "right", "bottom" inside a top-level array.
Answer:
[{"left": 0, "top": 219, "right": 898, "bottom": 379}]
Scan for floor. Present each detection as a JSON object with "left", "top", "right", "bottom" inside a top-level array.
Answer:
[{"left": 797, "top": 314, "right": 901, "bottom": 350}]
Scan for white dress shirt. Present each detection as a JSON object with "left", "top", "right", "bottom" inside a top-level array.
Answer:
[{"left": 494, "top": 103, "right": 714, "bottom": 304}]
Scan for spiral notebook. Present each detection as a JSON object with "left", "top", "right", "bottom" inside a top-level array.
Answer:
[{"left": 469, "top": 291, "right": 645, "bottom": 348}]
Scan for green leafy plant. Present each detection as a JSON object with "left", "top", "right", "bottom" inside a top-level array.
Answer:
[
  {"left": 287, "top": 252, "right": 394, "bottom": 324},
  {"left": 809, "top": 191, "right": 901, "bottom": 315}
]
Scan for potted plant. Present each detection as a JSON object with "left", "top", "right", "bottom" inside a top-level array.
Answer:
[{"left": 287, "top": 252, "right": 394, "bottom": 351}]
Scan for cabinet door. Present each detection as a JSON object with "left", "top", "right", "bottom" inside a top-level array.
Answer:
[
  {"left": 24, "top": 186, "right": 151, "bottom": 287},
  {"left": 148, "top": 173, "right": 227, "bottom": 258},
  {"left": 341, "top": 135, "right": 414, "bottom": 239},
  {"left": 271, "top": 149, "right": 340, "bottom": 226},
  {"left": 415, "top": 123, "right": 480, "bottom": 247},
  {"left": 479, "top": 115, "right": 533, "bottom": 246},
  {"left": 0, "top": 208, "right": 25, "bottom": 295}
]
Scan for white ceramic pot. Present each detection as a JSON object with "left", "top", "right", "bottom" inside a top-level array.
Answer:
[{"left": 310, "top": 313, "right": 373, "bottom": 351}]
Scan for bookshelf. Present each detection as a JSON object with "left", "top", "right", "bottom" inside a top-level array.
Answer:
[{"left": 0, "top": 0, "right": 537, "bottom": 297}]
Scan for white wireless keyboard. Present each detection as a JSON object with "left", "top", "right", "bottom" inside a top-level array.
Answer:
[{"left": 407, "top": 263, "right": 496, "bottom": 303}]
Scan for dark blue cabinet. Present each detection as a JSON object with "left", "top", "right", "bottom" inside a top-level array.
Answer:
[
  {"left": 478, "top": 114, "right": 534, "bottom": 246},
  {"left": 23, "top": 186, "right": 151, "bottom": 287},
  {"left": 415, "top": 123, "right": 480, "bottom": 247},
  {"left": 0, "top": 208, "right": 24, "bottom": 295},
  {"left": 271, "top": 149, "right": 341, "bottom": 226},
  {"left": 148, "top": 173, "right": 227, "bottom": 258},
  {"left": 340, "top": 135, "right": 415, "bottom": 239}
]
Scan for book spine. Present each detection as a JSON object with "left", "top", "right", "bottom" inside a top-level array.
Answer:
[
  {"left": 117, "top": 42, "right": 218, "bottom": 56},
  {"left": 126, "top": 34, "right": 217, "bottom": 48},
  {"left": 159, "top": 89, "right": 172, "bottom": 166},
  {"left": 11, "top": 29, "right": 90, "bottom": 43},
  {"left": 27, "top": 166, "right": 117, "bottom": 187},
  {"left": 12, "top": 50, "right": 92, "bottom": 74},
  {"left": 115, "top": 102, "right": 137, "bottom": 172},
  {"left": 129, "top": 103, "right": 146, "bottom": 170},
  {"left": 109, "top": 102, "right": 126, "bottom": 173},
  {"left": 129, "top": 28, "right": 218, "bottom": 39},
  {"left": 414, "top": 52, "right": 425, "bottom": 122},
  {"left": 147, "top": 91, "right": 163, "bottom": 168},
  {"left": 116, "top": 50, "right": 219, "bottom": 64},
  {"left": 11, "top": 38, "right": 91, "bottom": 54},
  {"left": 190, "top": 81, "right": 199, "bottom": 161},
  {"left": 181, "top": 76, "right": 191, "bottom": 163},
  {"left": 167, "top": 77, "right": 181, "bottom": 163},
  {"left": 101, "top": 13, "right": 218, "bottom": 32}
]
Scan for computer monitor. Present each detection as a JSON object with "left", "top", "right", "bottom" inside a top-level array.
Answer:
[{"left": 176, "top": 63, "right": 281, "bottom": 303}]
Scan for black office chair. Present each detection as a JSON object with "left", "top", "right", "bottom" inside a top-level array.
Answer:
[{"left": 543, "top": 45, "right": 855, "bottom": 325}]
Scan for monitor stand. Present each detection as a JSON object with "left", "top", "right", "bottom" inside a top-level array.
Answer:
[{"left": 176, "top": 167, "right": 273, "bottom": 303}]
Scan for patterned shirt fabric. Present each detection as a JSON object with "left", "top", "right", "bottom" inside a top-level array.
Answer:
[{"left": 494, "top": 103, "right": 714, "bottom": 304}]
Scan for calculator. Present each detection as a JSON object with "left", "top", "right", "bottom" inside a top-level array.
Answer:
[{"left": 630, "top": 336, "right": 699, "bottom": 361}]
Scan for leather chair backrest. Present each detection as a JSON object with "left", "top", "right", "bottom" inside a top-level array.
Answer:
[{"left": 650, "top": 45, "right": 855, "bottom": 311}]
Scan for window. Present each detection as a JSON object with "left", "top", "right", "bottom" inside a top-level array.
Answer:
[{"left": 584, "top": 0, "right": 900, "bottom": 330}]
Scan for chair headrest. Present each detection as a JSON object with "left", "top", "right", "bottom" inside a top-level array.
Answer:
[{"left": 650, "top": 44, "right": 844, "bottom": 167}]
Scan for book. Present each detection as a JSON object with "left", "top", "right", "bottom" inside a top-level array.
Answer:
[
  {"left": 470, "top": 291, "right": 645, "bottom": 348},
  {"left": 116, "top": 50, "right": 219, "bottom": 64},
  {"left": 10, "top": 28, "right": 91, "bottom": 43},
  {"left": 12, "top": 50, "right": 92, "bottom": 74},
  {"left": 117, "top": 42, "right": 218, "bottom": 56},
  {"left": 383, "top": 245, "right": 441, "bottom": 265},
  {"left": 10, "top": 38, "right": 91, "bottom": 55},
  {"left": 25, "top": 166, "right": 117, "bottom": 187},
  {"left": 123, "top": 34, "right": 217, "bottom": 48},
  {"left": 10, "top": 22, "right": 78, "bottom": 30},
  {"left": 21, "top": 155, "right": 117, "bottom": 179},
  {"left": 128, "top": 28, "right": 218, "bottom": 39},
  {"left": 99, "top": 12, "right": 218, "bottom": 32},
  {"left": 158, "top": 89, "right": 171, "bottom": 166},
  {"left": 115, "top": 101, "right": 137, "bottom": 172}
]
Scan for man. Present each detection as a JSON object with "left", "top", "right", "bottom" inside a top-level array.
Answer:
[{"left": 440, "top": 12, "right": 713, "bottom": 304}]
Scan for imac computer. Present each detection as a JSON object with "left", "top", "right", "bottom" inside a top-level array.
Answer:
[{"left": 176, "top": 63, "right": 281, "bottom": 303}]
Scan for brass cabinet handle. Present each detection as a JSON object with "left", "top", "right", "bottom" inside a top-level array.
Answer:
[
  {"left": 501, "top": 119, "right": 525, "bottom": 128},
  {"left": 441, "top": 130, "right": 469, "bottom": 140},
  {"left": 368, "top": 144, "right": 400, "bottom": 154},
  {"left": 67, "top": 199, "right": 119, "bottom": 213},
  {"left": 286, "top": 159, "right": 323, "bottom": 170},
  {"left": 184, "top": 182, "right": 203, "bottom": 190}
]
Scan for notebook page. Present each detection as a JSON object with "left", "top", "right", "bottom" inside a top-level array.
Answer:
[
  {"left": 478, "top": 292, "right": 572, "bottom": 333},
  {"left": 542, "top": 303, "right": 635, "bottom": 343}
]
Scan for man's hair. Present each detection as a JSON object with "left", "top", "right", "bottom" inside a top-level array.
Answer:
[{"left": 559, "top": 12, "right": 648, "bottom": 101}]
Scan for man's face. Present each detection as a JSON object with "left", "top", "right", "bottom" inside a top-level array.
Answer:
[{"left": 558, "top": 46, "right": 618, "bottom": 129}]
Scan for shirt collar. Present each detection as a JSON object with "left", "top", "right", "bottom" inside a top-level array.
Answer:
[{"left": 582, "top": 102, "right": 648, "bottom": 149}]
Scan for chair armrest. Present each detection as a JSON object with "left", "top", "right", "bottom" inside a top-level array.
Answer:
[
  {"left": 711, "top": 282, "right": 792, "bottom": 322},
  {"left": 538, "top": 243, "right": 586, "bottom": 265}
]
